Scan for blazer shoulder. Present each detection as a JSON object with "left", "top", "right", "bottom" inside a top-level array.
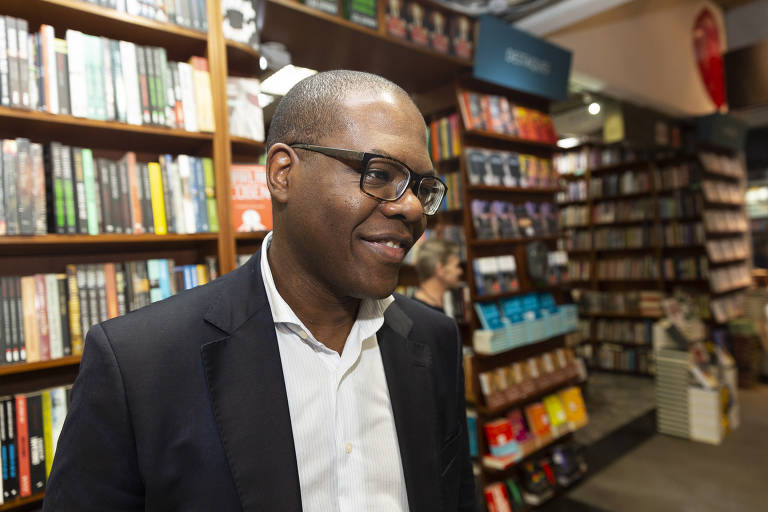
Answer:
[{"left": 393, "top": 293, "right": 458, "bottom": 337}]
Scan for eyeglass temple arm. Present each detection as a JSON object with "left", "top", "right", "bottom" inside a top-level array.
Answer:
[{"left": 290, "top": 144, "right": 368, "bottom": 163}]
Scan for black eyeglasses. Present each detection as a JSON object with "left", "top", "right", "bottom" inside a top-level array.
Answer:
[{"left": 290, "top": 143, "right": 447, "bottom": 216}]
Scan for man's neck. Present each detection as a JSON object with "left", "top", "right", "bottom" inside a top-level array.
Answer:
[
  {"left": 416, "top": 278, "right": 445, "bottom": 308},
  {"left": 267, "top": 236, "right": 359, "bottom": 354}
]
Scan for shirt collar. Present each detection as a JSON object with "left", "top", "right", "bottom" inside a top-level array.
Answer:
[{"left": 259, "top": 231, "right": 394, "bottom": 348}]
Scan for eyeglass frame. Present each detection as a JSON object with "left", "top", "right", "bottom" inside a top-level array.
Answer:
[{"left": 288, "top": 143, "right": 447, "bottom": 215}]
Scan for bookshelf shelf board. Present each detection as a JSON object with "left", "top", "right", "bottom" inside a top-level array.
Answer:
[
  {"left": 2, "top": 0, "right": 209, "bottom": 61},
  {"left": 0, "top": 233, "right": 218, "bottom": 247},
  {"left": 711, "top": 283, "right": 751, "bottom": 295},
  {"left": 660, "top": 216, "right": 703, "bottom": 223},
  {"left": 462, "top": 129, "right": 559, "bottom": 150},
  {"left": 591, "top": 190, "right": 654, "bottom": 201},
  {"left": 230, "top": 136, "right": 267, "bottom": 157},
  {"left": 473, "top": 334, "right": 572, "bottom": 364},
  {"left": 475, "top": 286, "right": 561, "bottom": 302},
  {"left": 0, "top": 492, "right": 45, "bottom": 511},
  {"left": 0, "top": 355, "right": 82, "bottom": 377},
  {"left": 578, "top": 312, "right": 662, "bottom": 320},
  {"left": 593, "top": 219, "right": 656, "bottom": 227},
  {"left": 558, "top": 198, "right": 589, "bottom": 205},
  {"left": 590, "top": 367, "right": 653, "bottom": 377},
  {"left": 469, "top": 235, "right": 559, "bottom": 247},
  {"left": 235, "top": 231, "right": 270, "bottom": 242},
  {"left": 709, "top": 256, "right": 749, "bottom": 265},
  {"left": 587, "top": 161, "right": 645, "bottom": 175},
  {"left": 594, "top": 246, "right": 661, "bottom": 253},
  {"left": 558, "top": 173, "right": 587, "bottom": 181},
  {"left": 588, "top": 340, "right": 653, "bottom": 349},
  {"left": 435, "top": 156, "right": 462, "bottom": 169},
  {"left": 703, "top": 200, "right": 746, "bottom": 208},
  {"left": 0, "top": 107, "right": 213, "bottom": 154},
  {"left": 468, "top": 185, "right": 562, "bottom": 194},
  {"left": 475, "top": 376, "right": 581, "bottom": 417},
  {"left": 261, "top": 0, "right": 471, "bottom": 93}
]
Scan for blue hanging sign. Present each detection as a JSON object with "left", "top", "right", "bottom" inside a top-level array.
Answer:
[{"left": 473, "top": 15, "right": 572, "bottom": 101}]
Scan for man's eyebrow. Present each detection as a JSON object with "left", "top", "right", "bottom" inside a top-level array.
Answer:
[{"left": 370, "top": 148, "right": 436, "bottom": 176}]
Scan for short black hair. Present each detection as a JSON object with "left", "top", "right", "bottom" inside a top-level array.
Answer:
[{"left": 266, "top": 70, "right": 417, "bottom": 150}]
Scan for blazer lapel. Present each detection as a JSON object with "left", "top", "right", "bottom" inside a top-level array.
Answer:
[
  {"left": 379, "top": 302, "right": 441, "bottom": 512},
  {"left": 200, "top": 251, "right": 302, "bottom": 512}
]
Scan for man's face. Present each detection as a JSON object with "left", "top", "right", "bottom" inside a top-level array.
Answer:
[
  {"left": 437, "top": 254, "right": 463, "bottom": 289},
  {"left": 282, "top": 90, "right": 431, "bottom": 300}
]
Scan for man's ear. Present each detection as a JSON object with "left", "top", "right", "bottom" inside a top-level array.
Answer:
[{"left": 266, "top": 143, "right": 296, "bottom": 204}]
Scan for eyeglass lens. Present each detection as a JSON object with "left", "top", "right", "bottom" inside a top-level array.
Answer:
[{"left": 362, "top": 158, "right": 445, "bottom": 215}]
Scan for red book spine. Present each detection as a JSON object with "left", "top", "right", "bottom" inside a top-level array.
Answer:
[
  {"left": 104, "top": 263, "right": 119, "bottom": 319},
  {"left": 34, "top": 274, "right": 50, "bottom": 361},
  {"left": 15, "top": 395, "right": 31, "bottom": 497}
]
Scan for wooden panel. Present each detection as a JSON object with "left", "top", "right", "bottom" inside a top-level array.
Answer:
[
  {"left": 0, "top": 493, "right": 44, "bottom": 512},
  {"left": 0, "top": 0, "right": 208, "bottom": 63},
  {"left": 227, "top": 39, "right": 262, "bottom": 77},
  {"left": 261, "top": 0, "right": 471, "bottom": 93},
  {"left": 0, "top": 356, "right": 81, "bottom": 377},
  {"left": 0, "top": 107, "right": 213, "bottom": 154}
]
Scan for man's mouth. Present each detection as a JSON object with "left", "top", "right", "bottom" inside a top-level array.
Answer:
[{"left": 360, "top": 236, "right": 411, "bottom": 263}]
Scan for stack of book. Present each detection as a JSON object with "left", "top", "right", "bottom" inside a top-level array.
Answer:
[
  {"left": 465, "top": 147, "right": 557, "bottom": 189},
  {"left": 654, "top": 163, "right": 692, "bottom": 191},
  {"left": 0, "top": 257, "right": 216, "bottom": 364},
  {"left": 706, "top": 238, "right": 749, "bottom": 263},
  {"left": 0, "top": 17, "right": 215, "bottom": 132},
  {"left": 559, "top": 205, "right": 589, "bottom": 228},
  {"left": 709, "top": 263, "right": 751, "bottom": 293},
  {"left": 658, "top": 190, "right": 703, "bottom": 219},
  {"left": 438, "top": 172, "right": 462, "bottom": 211},
  {"left": 594, "top": 319, "right": 654, "bottom": 345},
  {"left": 698, "top": 152, "right": 743, "bottom": 178},
  {"left": 428, "top": 113, "right": 460, "bottom": 162},
  {"left": 459, "top": 91, "right": 557, "bottom": 143},
  {"left": 557, "top": 179, "right": 587, "bottom": 204},
  {"left": 593, "top": 225, "right": 659, "bottom": 250},
  {"left": 561, "top": 228, "right": 591, "bottom": 251},
  {"left": 655, "top": 346, "right": 690, "bottom": 438},
  {"left": 471, "top": 199, "right": 558, "bottom": 240},
  {"left": 554, "top": 145, "right": 641, "bottom": 175},
  {"left": 701, "top": 181, "right": 744, "bottom": 205},
  {"left": 0, "top": 141, "right": 218, "bottom": 236},
  {"left": 473, "top": 255, "right": 519, "bottom": 296},
  {"left": 590, "top": 344, "right": 653, "bottom": 374},
  {"left": 77, "top": 0, "right": 210, "bottom": 31},
  {"left": 703, "top": 210, "right": 748, "bottom": 233},
  {"left": 567, "top": 259, "right": 591, "bottom": 282},
  {"left": 0, "top": 387, "right": 71, "bottom": 502},
  {"left": 477, "top": 347, "right": 579, "bottom": 409}
]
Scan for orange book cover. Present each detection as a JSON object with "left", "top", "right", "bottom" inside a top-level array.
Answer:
[
  {"left": 16, "top": 394, "right": 31, "bottom": 497},
  {"left": 429, "top": 119, "right": 440, "bottom": 162},
  {"left": 231, "top": 164, "right": 272, "bottom": 232},
  {"left": 524, "top": 402, "right": 551, "bottom": 439},
  {"left": 104, "top": 263, "right": 119, "bottom": 320},
  {"left": 20, "top": 276, "right": 39, "bottom": 363}
]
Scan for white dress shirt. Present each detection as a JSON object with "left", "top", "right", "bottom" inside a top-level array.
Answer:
[{"left": 259, "top": 232, "right": 410, "bottom": 512}]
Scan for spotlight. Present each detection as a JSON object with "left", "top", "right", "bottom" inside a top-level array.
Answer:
[{"left": 588, "top": 102, "right": 601, "bottom": 115}]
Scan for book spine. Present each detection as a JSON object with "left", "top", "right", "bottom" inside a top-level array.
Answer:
[
  {"left": 14, "top": 395, "right": 30, "bottom": 498},
  {"left": 101, "top": 37, "right": 116, "bottom": 121},
  {"left": 170, "top": 62, "right": 184, "bottom": 128},
  {"left": 136, "top": 46, "right": 151, "bottom": 125},
  {"left": 56, "top": 274, "right": 71, "bottom": 357},
  {"left": 96, "top": 159, "right": 112, "bottom": 233},
  {"left": 199, "top": 0, "right": 208, "bottom": 31},
  {"left": 2, "top": 140, "right": 18, "bottom": 235},
  {"left": 159, "top": 158, "right": 175, "bottom": 233},
  {"left": 202, "top": 157, "right": 218, "bottom": 232},
  {"left": 96, "top": 265, "right": 108, "bottom": 324},
  {"left": 30, "top": 143, "right": 46, "bottom": 235},
  {"left": 33, "top": 275, "right": 50, "bottom": 362},
  {"left": 118, "top": 159, "right": 132, "bottom": 233},
  {"left": 1, "top": 279, "right": 11, "bottom": 363},
  {"left": 110, "top": 40, "right": 126, "bottom": 123},
  {"left": 91, "top": 35, "right": 107, "bottom": 120},
  {"left": 124, "top": 152, "right": 143, "bottom": 233},
  {"left": 17, "top": 19, "right": 29, "bottom": 109},
  {"left": 41, "top": 391, "right": 52, "bottom": 481},
  {"left": 3, "top": 398, "right": 19, "bottom": 500},
  {"left": 103, "top": 263, "right": 118, "bottom": 320},
  {"left": 178, "top": 155, "right": 194, "bottom": 232},
  {"left": 54, "top": 38, "right": 70, "bottom": 116},
  {"left": 16, "top": 138, "right": 33, "bottom": 235},
  {"left": 12, "top": 277, "right": 24, "bottom": 362},
  {"left": 140, "top": 163, "right": 154, "bottom": 233},
  {"left": 155, "top": 48, "right": 170, "bottom": 127},
  {"left": 46, "top": 142, "right": 64, "bottom": 234},
  {"left": 48, "top": 388, "right": 67, "bottom": 465},
  {"left": 6, "top": 18, "right": 20, "bottom": 107},
  {"left": 76, "top": 265, "right": 90, "bottom": 339},
  {"left": 71, "top": 149, "right": 88, "bottom": 234},
  {"left": 146, "top": 47, "right": 159, "bottom": 125},
  {"left": 41, "top": 25, "right": 58, "bottom": 114},
  {"left": 85, "top": 264, "right": 100, "bottom": 327},
  {"left": 44, "top": 274, "right": 63, "bottom": 359},
  {"left": 166, "top": 155, "right": 185, "bottom": 234},
  {"left": 119, "top": 42, "right": 140, "bottom": 125},
  {"left": 65, "top": 265, "right": 83, "bottom": 355},
  {"left": 30, "top": 33, "right": 42, "bottom": 112},
  {"left": 81, "top": 149, "right": 99, "bottom": 235},
  {"left": 115, "top": 266, "right": 127, "bottom": 317},
  {"left": 194, "top": 157, "right": 208, "bottom": 232},
  {"left": 177, "top": 62, "right": 197, "bottom": 131},
  {"left": 0, "top": 17, "right": 9, "bottom": 107},
  {"left": 107, "top": 159, "right": 121, "bottom": 233},
  {"left": 60, "top": 145, "right": 76, "bottom": 233},
  {"left": 65, "top": 31, "right": 86, "bottom": 117},
  {"left": 25, "top": 394, "right": 45, "bottom": 494}
]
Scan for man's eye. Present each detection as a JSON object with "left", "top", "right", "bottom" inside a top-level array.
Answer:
[{"left": 364, "top": 169, "right": 393, "bottom": 185}]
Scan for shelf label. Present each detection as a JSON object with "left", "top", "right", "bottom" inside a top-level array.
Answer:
[{"left": 473, "top": 15, "right": 571, "bottom": 101}]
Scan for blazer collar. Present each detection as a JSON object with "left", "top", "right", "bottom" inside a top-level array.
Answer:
[{"left": 201, "top": 251, "right": 440, "bottom": 512}]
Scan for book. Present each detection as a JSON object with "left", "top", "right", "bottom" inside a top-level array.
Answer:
[
  {"left": 386, "top": 0, "right": 407, "bottom": 39},
  {"left": 14, "top": 395, "right": 30, "bottom": 497},
  {"left": 450, "top": 14, "right": 473, "bottom": 59},
  {"left": 226, "top": 77, "right": 264, "bottom": 141},
  {"left": 231, "top": 163, "right": 272, "bottom": 232},
  {"left": 524, "top": 402, "right": 551, "bottom": 439},
  {"left": 343, "top": 0, "right": 378, "bottom": 29},
  {"left": 148, "top": 162, "right": 168, "bottom": 235},
  {"left": 1, "top": 397, "right": 19, "bottom": 500},
  {"left": 25, "top": 393, "right": 45, "bottom": 494},
  {"left": 222, "top": 0, "right": 260, "bottom": 49},
  {"left": 558, "top": 386, "right": 588, "bottom": 429},
  {"left": 483, "top": 418, "right": 519, "bottom": 458}
]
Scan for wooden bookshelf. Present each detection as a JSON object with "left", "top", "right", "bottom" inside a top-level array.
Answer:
[
  {"left": 468, "top": 185, "right": 562, "bottom": 194},
  {"left": 0, "top": 356, "right": 81, "bottom": 377},
  {"left": 463, "top": 128, "right": 559, "bottom": 150},
  {"left": 469, "top": 235, "right": 559, "bottom": 247},
  {"left": 475, "top": 376, "right": 581, "bottom": 416},
  {"left": 0, "top": 492, "right": 45, "bottom": 511}
]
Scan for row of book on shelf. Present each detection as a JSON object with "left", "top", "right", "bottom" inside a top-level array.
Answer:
[
  {"left": 578, "top": 343, "right": 654, "bottom": 374},
  {"left": 709, "top": 263, "right": 751, "bottom": 294},
  {"left": 479, "top": 385, "right": 588, "bottom": 470},
  {"left": 561, "top": 221, "right": 705, "bottom": 251},
  {"left": 78, "top": 0, "right": 210, "bottom": 32},
  {"left": 662, "top": 255, "right": 708, "bottom": 280},
  {"left": 701, "top": 181, "right": 745, "bottom": 205},
  {"left": 0, "top": 140, "right": 218, "bottom": 236},
  {"left": 658, "top": 190, "right": 702, "bottom": 219},
  {"left": 0, "top": 387, "right": 70, "bottom": 503},
  {"left": 554, "top": 145, "right": 645, "bottom": 176},
  {"left": 591, "top": 318, "right": 654, "bottom": 345},
  {"left": 438, "top": 172, "right": 462, "bottom": 211},
  {"left": 595, "top": 255, "right": 659, "bottom": 281},
  {"left": 576, "top": 289, "right": 664, "bottom": 317},
  {"left": 465, "top": 147, "right": 557, "bottom": 189},
  {"left": 698, "top": 152, "right": 744, "bottom": 178},
  {"left": 706, "top": 237, "right": 749, "bottom": 263},
  {"left": 472, "top": 200, "right": 558, "bottom": 240},
  {"left": 589, "top": 170, "right": 652, "bottom": 199},
  {"left": 459, "top": 91, "right": 557, "bottom": 143},
  {"left": 476, "top": 347, "right": 580, "bottom": 409},
  {"left": 428, "top": 113, "right": 460, "bottom": 162},
  {"left": 472, "top": 250, "right": 569, "bottom": 297},
  {"left": 381, "top": 0, "right": 474, "bottom": 59},
  {"left": 0, "top": 257, "right": 216, "bottom": 365},
  {"left": 703, "top": 210, "right": 748, "bottom": 233},
  {"left": 0, "top": 16, "right": 215, "bottom": 131}
]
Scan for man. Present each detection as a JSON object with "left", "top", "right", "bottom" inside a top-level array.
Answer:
[
  {"left": 45, "top": 70, "right": 475, "bottom": 511},
  {"left": 413, "top": 239, "right": 464, "bottom": 313}
]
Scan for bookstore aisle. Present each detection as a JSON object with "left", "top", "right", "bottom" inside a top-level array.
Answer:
[{"left": 541, "top": 383, "right": 768, "bottom": 512}]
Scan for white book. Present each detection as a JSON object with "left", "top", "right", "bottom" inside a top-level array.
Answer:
[
  {"left": 17, "top": 19, "right": 29, "bottom": 108},
  {"left": 116, "top": 0, "right": 128, "bottom": 11},
  {"left": 41, "top": 25, "right": 59, "bottom": 114},
  {"left": 45, "top": 274, "right": 64, "bottom": 359},
  {"left": 177, "top": 154, "right": 195, "bottom": 233},
  {"left": 28, "top": 34, "right": 38, "bottom": 111},
  {"left": 66, "top": 30, "right": 88, "bottom": 117},
  {"left": 49, "top": 387, "right": 68, "bottom": 456},
  {"left": 111, "top": 41, "right": 127, "bottom": 123},
  {"left": 177, "top": 62, "right": 198, "bottom": 132},
  {"left": 119, "top": 41, "right": 142, "bottom": 125},
  {"left": 168, "top": 156, "right": 187, "bottom": 234},
  {"left": 126, "top": 0, "right": 142, "bottom": 15}
]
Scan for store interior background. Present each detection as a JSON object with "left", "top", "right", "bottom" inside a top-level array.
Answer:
[{"left": 2, "top": 0, "right": 768, "bottom": 511}]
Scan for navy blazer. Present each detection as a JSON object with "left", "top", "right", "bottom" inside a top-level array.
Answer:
[{"left": 44, "top": 251, "right": 476, "bottom": 511}]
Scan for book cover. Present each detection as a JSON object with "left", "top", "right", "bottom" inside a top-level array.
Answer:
[
  {"left": 1, "top": 279, "right": 11, "bottom": 363},
  {"left": 471, "top": 200, "right": 495, "bottom": 240},
  {"left": 202, "top": 157, "right": 218, "bottom": 232},
  {"left": 524, "top": 402, "right": 552, "bottom": 439},
  {"left": 20, "top": 277, "right": 39, "bottom": 363},
  {"left": 386, "top": 0, "right": 407, "bottom": 39},
  {"left": 450, "top": 14, "right": 473, "bottom": 60},
  {"left": 65, "top": 265, "right": 83, "bottom": 355},
  {"left": 0, "top": 17, "right": 9, "bottom": 107},
  {"left": 75, "top": 265, "right": 91, "bottom": 339},
  {"left": 483, "top": 418, "right": 519, "bottom": 458},
  {"left": 343, "top": 0, "right": 378, "bottom": 29},
  {"left": 11, "top": 277, "right": 24, "bottom": 362},
  {"left": 474, "top": 300, "right": 505, "bottom": 330},
  {"left": 104, "top": 263, "right": 119, "bottom": 320},
  {"left": 2, "top": 140, "right": 19, "bottom": 235},
  {"left": 302, "top": 0, "right": 338, "bottom": 15},
  {"left": 226, "top": 76, "right": 264, "bottom": 141},
  {"left": 17, "top": 18, "right": 29, "bottom": 109},
  {"left": 25, "top": 393, "right": 45, "bottom": 494},
  {"left": 484, "top": 482, "right": 512, "bottom": 512},
  {"left": 543, "top": 394, "right": 568, "bottom": 431},
  {"left": 41, "top": 391, "right": 52, "bottom": 481},
  {"left": 189, "top": 56, "right": 214, "bottom": 132},
  {"left": 558, "top": 386, "right": 588, "bottom": 429},
  {"left": 231, "top": 163, "right": 272, "bottom": 232},
  {"left": 427, "top": 9, "right": 449, "bottom": 54},
  {"left": 1, "top": 397, "right": 19, "bottom": 500},
  {"left": 44, "top": 274, "right": 63, "bottom": 360},
  {"left": 53, "top": 38, "right": 70, "bottom": 116},
  {"left": 48, "top": 387, "right": 67, "bottom": 467},
  {"left": 55, "top": 273, "right": 71, "bottom": 356},
  {"left": 147, "top": 162, "right": 168, "bottom": 235}
]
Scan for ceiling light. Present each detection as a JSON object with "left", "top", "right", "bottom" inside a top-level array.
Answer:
[
  {"left": 557, "top": 137, "right": 581, "bottom": 149},
  {"left": 259, "top": 56, "right": 268, "bottom": 71},
  {"left": 588, "top": 102, "right": 601, "bottom": 115},
  {"left": 260, "top": 65, "right": 317, "bottom": 96}
]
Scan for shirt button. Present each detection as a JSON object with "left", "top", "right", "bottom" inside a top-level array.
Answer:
[{"left": 345, "top": 443, "right": 352, "bottom": 454}]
